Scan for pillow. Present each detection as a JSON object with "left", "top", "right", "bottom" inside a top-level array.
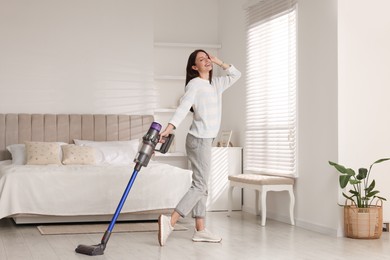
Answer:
[
  {"left": 61, "top": 144, "right": 96, "bottom": 165},
  {"left": 0, "top": 160, "right": 12, "bottom": 166},
  {"left": 73, "top": 139, "right": 140, "bottom": 165},
  {"left": 7, "top": 142, "right": 67, "bottom": 165},
  {"left": 25, "top": 141, "right": 62, "bottom": 165},
  {"left": 6, "top": 144, "right": 27, "bottom": 165}
]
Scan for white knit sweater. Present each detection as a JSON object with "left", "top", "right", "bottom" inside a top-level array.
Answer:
[{"left": 169, "top": 65, "right": 241, "bottom": 138}]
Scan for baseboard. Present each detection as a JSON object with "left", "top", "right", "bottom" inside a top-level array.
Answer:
[
  {"left": 11, "top": 209, "right": 173, "bottom": 224},
  {"left": 242, "top": 205, "right": 338, "bottom": 237},
  {"left": 242, "top": 205, "right": 257, "bottom": 215},
  {"left": 289, "top": 217, "right": 338, "bottom": 237}
]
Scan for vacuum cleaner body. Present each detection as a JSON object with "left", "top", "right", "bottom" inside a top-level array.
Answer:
[
  {"left": 134, "top": 122, "right": 173, "bottom": 170},
  {"left": 75, "top": 122, "right": 174, "bottom": 256}
]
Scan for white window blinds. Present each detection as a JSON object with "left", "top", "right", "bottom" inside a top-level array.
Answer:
[{"left": 245, "top": 0, "right": 297, "bottom": 177}]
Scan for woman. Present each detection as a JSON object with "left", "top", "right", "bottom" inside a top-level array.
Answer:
[{"left": 158, "top": 49, "right": 241, "bottom": 246}]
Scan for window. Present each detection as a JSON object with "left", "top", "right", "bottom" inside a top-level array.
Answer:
[{"left": 244, "top": 0, "right": 297, "bottom": 177}]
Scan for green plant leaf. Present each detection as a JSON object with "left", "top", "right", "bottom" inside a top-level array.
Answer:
[
  {"left": 365, "top": 180, "right": 375, "bottom": 193},
  {"left": 345, "top": 168, "right": 355, "bottom": 176},
  {"left": 366, "top": 190, "right": 379, "bottom": 197},
  {"left": 368, "top": 158, "right": 390, "bottom": 174},
  {"left": 329, "top": 161, "right": 348, "bottom": 174},
  {"left": 349, "top": 179, "right": 361, "bottom": 185},
  {"left": 372, "top": 158, "right": 390, "bottom": 164},
  {"left": 339, "top": 175, "right": 351, "bottom": 188},
  {"left": 356, "top": 168, "right": 367, "bottom": 180},
  {"left": 342, "top": 192, "right": 355, "bottom": 202},
  {"left": 349, "top": 190, "right": 359, "bottom": 196},
  {"left": 375, "top": 196, "right": 387, "bottom": 201}
]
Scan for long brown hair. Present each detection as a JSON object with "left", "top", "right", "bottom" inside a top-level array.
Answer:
[{"left": 185, "top": 49, "right": 213, "bottom": 112}]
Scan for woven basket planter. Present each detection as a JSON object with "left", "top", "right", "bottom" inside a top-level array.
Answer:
[{"left": 344, "top": 203, "right": 383, "bottom": 239}]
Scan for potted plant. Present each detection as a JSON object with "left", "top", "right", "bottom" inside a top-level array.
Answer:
[{"left": 328, "top": 158, "right": 390, "bottom": 239}]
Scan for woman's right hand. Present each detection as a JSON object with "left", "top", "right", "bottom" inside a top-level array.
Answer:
[{"left": 159, "top": 123, "right": 175, "bottom": 143}]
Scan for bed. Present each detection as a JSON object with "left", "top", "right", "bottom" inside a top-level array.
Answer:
[{"left": 0, "top": 114, "right": 192, "bottom": 224}]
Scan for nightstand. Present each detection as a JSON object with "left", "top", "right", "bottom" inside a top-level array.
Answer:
[{"left": 152, "top": 152, "right": 189, "bottom": 169}]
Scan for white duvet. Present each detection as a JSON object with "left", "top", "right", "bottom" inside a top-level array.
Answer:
[{"left": 0, "top": 161, "right": 192, "bottom": 219}]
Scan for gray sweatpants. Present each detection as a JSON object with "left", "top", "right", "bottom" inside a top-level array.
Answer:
[{"left": 175, "top": 133, "right": 213, "bottom": 218}]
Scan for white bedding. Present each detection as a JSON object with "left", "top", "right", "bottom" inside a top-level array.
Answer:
[{"left": 0, "top": 161, "right": 192, "bottom": 220}]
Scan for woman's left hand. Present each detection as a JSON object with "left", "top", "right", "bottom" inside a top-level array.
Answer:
[{"left": 209, "top": 54, "right": 222, "bottom": 66}]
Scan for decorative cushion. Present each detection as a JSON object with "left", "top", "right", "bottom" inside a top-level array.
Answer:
[
  {"left": 7, "top": 142, "right": 67, "bottom": 165},
  {"left": 6, "top": 144, "right": 27, "bottom": 165},
  {"left": 25, "top": 142, "right": 62, "bottom": 165},
  {"left": 61, "top": 144, "right": 96, "bottom": 165},
  {"left": 73, "top": 139, "right": 140, "bottom": 165},
  {"left": 228, "top": 174, "right": 295, "bottom": 185}
]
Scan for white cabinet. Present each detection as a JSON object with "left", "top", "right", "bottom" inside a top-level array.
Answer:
[
  {"left": 152, "top": 152, "right": 189, "bottom": 169},
  {"left": 207, "top": 147, "right": 242, "bottom": 211}
]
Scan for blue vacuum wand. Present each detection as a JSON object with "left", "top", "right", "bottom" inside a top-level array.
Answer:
[{"left": 75, "top": 122, "right": 174, "bottom": 256}]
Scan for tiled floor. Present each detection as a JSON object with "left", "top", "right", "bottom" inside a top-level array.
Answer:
[{"left": 1, "top": 211, "right": 389, "bottom": 260}]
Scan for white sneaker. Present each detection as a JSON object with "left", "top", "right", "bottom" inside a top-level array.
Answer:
[
  {"left": 192, "top": 228, "right": 222, "bottom": 243},
  {"left": 158, "top": 215, "right": 173, "bottom": 246}
]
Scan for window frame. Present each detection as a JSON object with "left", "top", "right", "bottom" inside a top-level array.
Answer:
[{"left": 244, "top": 0, "right": 298, "bottom": 177}]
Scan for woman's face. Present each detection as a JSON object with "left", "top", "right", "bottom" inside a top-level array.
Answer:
[{"left": 193, "top": 52, "right": 212, "bottom": 73}]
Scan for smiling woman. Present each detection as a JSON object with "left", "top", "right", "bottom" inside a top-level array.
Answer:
[{"left": 157, "top": 49, "right": 241, "bottom": 246}]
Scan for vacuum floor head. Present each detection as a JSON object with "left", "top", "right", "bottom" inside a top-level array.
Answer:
[{"left": 75, "top": 244, "right": 105, "bottom": 256}]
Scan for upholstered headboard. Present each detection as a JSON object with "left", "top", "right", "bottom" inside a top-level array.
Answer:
[{"left": 0, "top": 114, "right": 154, "bottom": 161}]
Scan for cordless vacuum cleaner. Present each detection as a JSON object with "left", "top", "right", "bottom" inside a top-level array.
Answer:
[{"left": 75, "top": 122, "right": 174, "bottom": 256}]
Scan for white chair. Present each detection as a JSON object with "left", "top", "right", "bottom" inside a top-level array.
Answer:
[{"left": 227, "top": 173, "right": 295, "bottom": 226}]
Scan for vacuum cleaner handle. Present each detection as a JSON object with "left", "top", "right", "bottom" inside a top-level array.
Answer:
[{"left": 156, "top": 134, "right": 174, "bottom": 154}]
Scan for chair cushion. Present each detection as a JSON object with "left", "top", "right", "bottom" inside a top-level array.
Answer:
[{"left": 229, "top": 174, "right": 294, "bottom": 185}]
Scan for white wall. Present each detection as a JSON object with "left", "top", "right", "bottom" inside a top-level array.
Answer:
[
  {"left": 338, "top": 0, "right": 390, "bottom": 222},
  {"left": 0, "top": 0, "right": 154, "bottom": 114},
  {"left": 295, "top": 0, "right": 339, "bottom": 235},
  {"left": 218, "top": 0, "right": 247, "bottom": 148},
  {"left": 219, "top": 0, "right": 340, "bottom": 235}
]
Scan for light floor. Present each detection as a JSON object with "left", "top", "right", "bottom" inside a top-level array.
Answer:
[{"left": 0, "top": 211, "right": 389, "bottom": 260}]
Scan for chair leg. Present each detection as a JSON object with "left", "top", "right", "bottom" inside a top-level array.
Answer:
[
  {"left": 255, "top": 190, "right": 260, "bottom": 216},
  {"left": 288, "top": 186, "right": 295, "bottom": 225},
  {"left": 227, "top": 185, "right": 234, "bottom": 217},
  {"left": 261, "top": 189, "right": 267, "bottom": 226}
]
